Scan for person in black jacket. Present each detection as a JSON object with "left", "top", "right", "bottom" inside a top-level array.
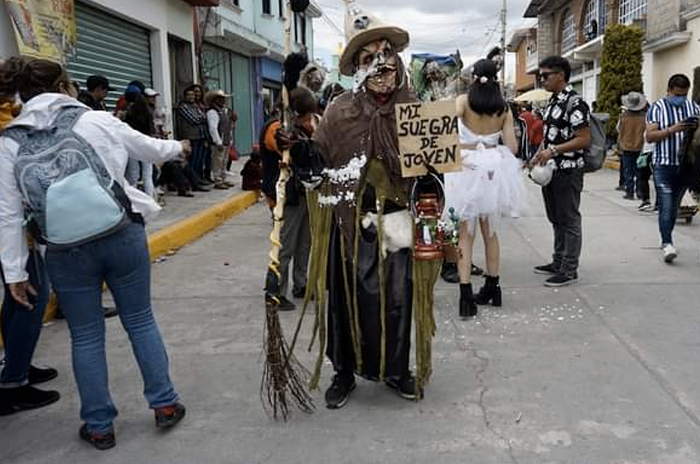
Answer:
[
  {"left": 260, "top": 90, "right": 316, "bottom": 311},
  {"left": 77, "top": 75, "right": 113, "bottom": 111}
]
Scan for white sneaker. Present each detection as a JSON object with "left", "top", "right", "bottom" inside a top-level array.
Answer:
[{"left": 663, "top": 244, "right": 678, "bottom": 263}]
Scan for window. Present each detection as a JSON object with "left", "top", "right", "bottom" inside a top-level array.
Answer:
[
  {"left": 294, "top": 13, "right": 298, "bottom": 42},
  {"left": 619, "top": 0, "right": 647, "bottom": 24},
  {"left": 278, "top": 0, "right": 283, "bottom": 17},
  {"left": 300, "top": 13, "right": 307, "bottom": 45},
  {"left": 601, "top": 1, "right": 609, "bottom": 32},
  {"left": 561, "top": 9, "right": 576, "bottom": 53},
  {"left": 583, "top": 0, "right": 605, "bottom": 40},
  {"left": 263, "top": 0, "right": 271, "bottom": 15}
]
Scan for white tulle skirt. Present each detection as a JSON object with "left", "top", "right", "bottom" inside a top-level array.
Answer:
[{"left": 443, "top": 145, "right": 528, "bottom": 234}]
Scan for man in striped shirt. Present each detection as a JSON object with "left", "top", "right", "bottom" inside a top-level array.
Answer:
[{"left": 646, "top": 74, "right": 700, "bottom": 263}]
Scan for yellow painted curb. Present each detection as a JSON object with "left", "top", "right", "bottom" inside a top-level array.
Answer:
[
  {"left": 147, "top": 191, "right": 259, "bottom": 260},
  {"left": 38, "top": 191, "right": 260, "bottom": 323}
]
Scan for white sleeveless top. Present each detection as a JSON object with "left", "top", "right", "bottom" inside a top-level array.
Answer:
[{"left": 458, "top": 118, "right": 501, "bottom": 148}]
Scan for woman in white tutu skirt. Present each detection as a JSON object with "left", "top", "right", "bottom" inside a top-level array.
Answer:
[{"left": 444, "top": 59, "right": 527, "bottom": 318}]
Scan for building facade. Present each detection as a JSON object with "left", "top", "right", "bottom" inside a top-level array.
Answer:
[
  {"left": 507, "top": 27, "right": 538, "bottom": 94},
  {"left": 524, "top": 0, "right": 650, "bottom": 103},
  {"left": 1, "top": 0, "right": 209, "bottom": 134},
  {"left": 644, "top": 0, "right": 700, "bottom": 99},
  {"left": 198, "top": 0, "right": 321, "bottom": 152},
  {"left": 1, "top": 0, "right": 321, "bottom": 153}
]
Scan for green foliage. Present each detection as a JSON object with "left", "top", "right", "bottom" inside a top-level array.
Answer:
[{"left": 597, "top": 24, "right": 644, "bottom": 138}]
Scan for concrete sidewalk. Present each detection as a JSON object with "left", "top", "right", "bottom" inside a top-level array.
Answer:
[{"left": 2, "top": 169, "right": 700, "bottom": 464}]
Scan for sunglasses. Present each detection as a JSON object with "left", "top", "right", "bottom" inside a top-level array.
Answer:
[{"left": 539, "top": 71, "right": 561, "bottom": 81}]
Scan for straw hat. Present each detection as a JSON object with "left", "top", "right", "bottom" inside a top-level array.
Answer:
[
  {"left": 338, "top": 0, "right": 409, "bottom": 76},
  {"left": 621, "top": 91, "right": 647, "bottom": 112},
  {"left": 204, "top": 89, "right": 231, "bottom": 105}
]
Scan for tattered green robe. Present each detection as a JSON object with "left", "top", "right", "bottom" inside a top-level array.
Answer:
[{"left": 298, "top": 79, "right": 440, "bottom": 393}]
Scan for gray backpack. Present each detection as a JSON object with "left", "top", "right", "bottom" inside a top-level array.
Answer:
[
  {"left": 585, "top": 113, "right": 607, "bottom": 172},
  {"left": 2, "top": 106, "right": 133, "bottom": 249},
  {"left": 566, "top": 96, "right": 606, "bottom": 172}
]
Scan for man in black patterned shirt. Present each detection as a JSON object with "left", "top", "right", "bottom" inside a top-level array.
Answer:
[{"left": 532, "top": 56, "right": 591, "bottom": 287}]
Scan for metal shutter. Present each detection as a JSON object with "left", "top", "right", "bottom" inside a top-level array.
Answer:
[{"left": 67, "top": 2, "right": 152, "bottom": 110}]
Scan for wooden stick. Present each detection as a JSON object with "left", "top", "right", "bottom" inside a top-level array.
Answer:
[{"left": 262, "top": 0, "right": 314, "bottom": 421}]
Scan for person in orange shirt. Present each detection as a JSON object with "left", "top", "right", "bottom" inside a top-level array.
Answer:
[
  {"left": 529, "top": 110, "right": 545, "bottom": 159},
  {"left": 260, "top": 89, "right": 317, "bottom": 311}
]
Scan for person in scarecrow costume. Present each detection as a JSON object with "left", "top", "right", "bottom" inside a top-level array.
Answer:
[{"left": 280, "top": 0, "right": 440, "bottom": 410}]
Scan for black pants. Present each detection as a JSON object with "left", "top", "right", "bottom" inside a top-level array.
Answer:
[
  {"left": 326, "top": 219, "right": 413, "bottom": 382},
  {"left": 621, "top": 151, "right": 640, "bottom": 197},
  {"left": 637, "top": 160, "right": 652, "bottom": 202},
  {"left": 542, "top": 168, "right": 583, "bottom": 275}
]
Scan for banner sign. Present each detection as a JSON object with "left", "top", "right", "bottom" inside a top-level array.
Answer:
[
  {"left": 5, "top": 0, "right": 76, "bottom": 63},
  {"left": 396, "top": 101, "right": 461, "bottom": 178}
]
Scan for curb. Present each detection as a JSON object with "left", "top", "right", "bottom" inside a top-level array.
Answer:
[{"left": 41, "top": 191, "right": 260, "bottom": 322}]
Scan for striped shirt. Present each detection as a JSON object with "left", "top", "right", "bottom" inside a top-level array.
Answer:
[{"left": 647, "top": 98, "right": 700, "bottom": 166}]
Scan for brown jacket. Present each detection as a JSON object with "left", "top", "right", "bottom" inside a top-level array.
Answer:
[{"left": 618, "top": 110, "right": 646, "bottom": 152}]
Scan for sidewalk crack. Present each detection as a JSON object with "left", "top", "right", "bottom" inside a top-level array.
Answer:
[{"left": 447, "top": 315, "right": 520, "bottom": 464}]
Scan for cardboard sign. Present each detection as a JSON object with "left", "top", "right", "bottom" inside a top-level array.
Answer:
[{"left": 396, "top": 101, "right": 461, "bottom": 178}]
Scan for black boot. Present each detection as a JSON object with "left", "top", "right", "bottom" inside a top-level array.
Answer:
[
  {"left": 474, "top": 275, "right": 502, "bottom": 307},
  {"left": 440, "top": 262, "right": 459, "bottom": 283},
  {"left": 459, "top": 283, "right": 478, "bottom": 319}
]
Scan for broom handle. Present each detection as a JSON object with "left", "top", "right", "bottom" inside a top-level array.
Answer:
[{"left": 267, "top": 1, "right": 294, "bottom": 284}]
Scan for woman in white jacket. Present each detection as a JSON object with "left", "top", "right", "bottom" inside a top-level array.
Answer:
[{"left": 0, "top": 58, "right": 189, "bottom": 450}]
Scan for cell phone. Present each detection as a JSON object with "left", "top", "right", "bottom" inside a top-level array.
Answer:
[{"left": 684, "top": 116, "right": 698, "bottom": 125}]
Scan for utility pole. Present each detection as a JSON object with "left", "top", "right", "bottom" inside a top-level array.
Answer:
[{"left": 500, "top": 0, "right": 507, "bottom": 84}]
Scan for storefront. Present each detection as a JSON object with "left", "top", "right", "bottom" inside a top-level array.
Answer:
[
  {"left": 201, "top": 43, "right": 255, "bottom": 153},
  {"left": 63, "top": 0, "right": 195, "bottom": 132},
  {"left": 67, "top": 1, "right": 153, "bottom": 110}
]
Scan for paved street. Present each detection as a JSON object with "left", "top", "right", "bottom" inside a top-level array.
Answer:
[{"left": 2, "top": 169, "right": 700, "bottom": 464}]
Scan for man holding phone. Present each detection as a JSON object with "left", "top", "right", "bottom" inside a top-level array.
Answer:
[{"left": 646, "top": 74, "right": 700, "bottom": 263}]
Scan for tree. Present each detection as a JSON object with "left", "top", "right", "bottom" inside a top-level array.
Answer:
[{"left": 597, "top": 24, "right": 644, "bottom": 137}]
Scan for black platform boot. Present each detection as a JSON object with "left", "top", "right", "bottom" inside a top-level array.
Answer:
[
  {"left": 474, "top": 275, "right": 502, "bottom": 307},
  {"left": 459, "top": 283, "right": 478, "bottom": 319}
]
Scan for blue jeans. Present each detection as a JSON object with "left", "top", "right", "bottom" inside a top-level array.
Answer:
[
  {"left": 621, "top": 151, "right": 640, "bottom": 197},
  {"left": 0, "top": 249, "right": 50, "bottom": 387},
  {"left": 653, "top": 166, "right": 686, "bottom": 245},
  {"left": 46, "top": 223, "right": 178, "bottom": 434}
]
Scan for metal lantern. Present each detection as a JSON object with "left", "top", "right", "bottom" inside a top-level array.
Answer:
[{"left": 414, "top": 193, "right": 444, "bottom": 261}]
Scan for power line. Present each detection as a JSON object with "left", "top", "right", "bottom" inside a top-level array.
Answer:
[
  {"left": 321, "top": 12, "right": 344, "bottom": 35},
  {"left": 478, "top": 18, "right": 501, "bottom": 57}
]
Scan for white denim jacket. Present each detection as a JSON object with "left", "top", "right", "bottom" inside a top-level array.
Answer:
[{"left": 0, "top": 93, "right": 184, "bottom": 283}]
